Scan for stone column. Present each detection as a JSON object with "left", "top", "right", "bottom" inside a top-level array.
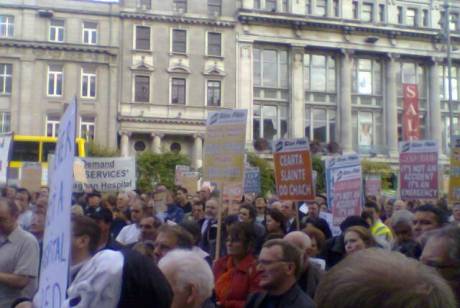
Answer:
[
  {"left": 340, "top": 50, "right": 353, "bottom": 152},
  {"left": 430, "top": 58, "right": 443, "bottom": 147},
  {"left": 238, "top": 42, "right": 253, "bottom": 143},
  {"left": 193, "top": 134, "right": 203, "bottom": 169},
  {"left": 291, "top": 47, "right": 305, "bottom": 138},
  {"left": 151, "top": 133, "right": 163, "bottom": 154},
  {"left": 120, "top": 131, "right": 131, "bottom": 157},
  {"left": 386, "top": 54, "right": 399, "bottom": 157}
]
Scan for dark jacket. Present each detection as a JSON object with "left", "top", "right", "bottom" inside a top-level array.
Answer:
[
  {"left": 245, "top": 284, "right": 315, "bottom": 308},
  {"left": 297, "top": 262, "right": 324, "bottom": 299},
  {"left": 319, "top": 234, "right": 345, "bottom": 270}
]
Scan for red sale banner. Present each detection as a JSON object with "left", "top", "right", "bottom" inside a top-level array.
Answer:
[{"left": 402, "top": 84, "right": 420, "bottom": 141}]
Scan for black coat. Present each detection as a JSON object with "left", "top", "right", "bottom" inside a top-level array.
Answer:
[{"left": 245, "top": 284, "right": 315, "bottom": 308}]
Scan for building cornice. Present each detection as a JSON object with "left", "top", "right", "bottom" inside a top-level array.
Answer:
[
  {"left": 120, "top": 12, "right": 235, "bottom": 28},
  {"left": 0, "top": 39, "right": 118, "bottom": 56},
  {"left": 237, "top": 10, "right": 460, "bottom": 42},
  {"left": 0, "top": 3, "right": 119, "bottom": 17},
  {"left": 118, "top": 115, "right": 205, "bottom": 126}
]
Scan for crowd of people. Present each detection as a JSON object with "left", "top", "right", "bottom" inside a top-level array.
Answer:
[{"left": 0, "top": 183, "right": 459, "bottom": 307}]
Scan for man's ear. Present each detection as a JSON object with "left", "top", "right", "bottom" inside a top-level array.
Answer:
[{"left": 186, "top": 283, "right": 197, "bottom": 305}]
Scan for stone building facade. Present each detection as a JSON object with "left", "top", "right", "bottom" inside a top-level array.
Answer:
[{"left": 1, "top": 0, "right": 460, "bottom": 167}]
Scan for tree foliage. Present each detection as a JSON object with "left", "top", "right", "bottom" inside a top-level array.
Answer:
[
  {"left": 86, "top": 141, "right": 119, "bottom": 157},
  {"left": 136, "top": 152, "right": 190, "bottom": 192},
  {"left": 312, "top": 155, "right": 325, "bottom": 194}
]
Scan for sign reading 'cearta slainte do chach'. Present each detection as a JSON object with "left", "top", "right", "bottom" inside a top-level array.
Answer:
[{"left": 273, "top": 138, "right": 314, "bottom": 201}]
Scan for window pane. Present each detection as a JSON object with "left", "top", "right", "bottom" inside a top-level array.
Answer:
[
  {"left": 208, "top": 32, "right": 221, "bottom": 56},
  {"left": 311, "top": 55, "right": 326, "bottom": 91},
  {"left": 313, "top": 109, "right": 326, "bottom": 142},
  {"left": 135, "top": 76, "right": 150, "bottom": 102},
  {"left": 279, "top": 51, "right": 288, "bottom": 88},
  {"left": 266, "top": 0, "right": 276, "bottom": 11},
  {"left": 208, "top": 0, "right": 221, "bottom": 16},
  {"left": 11, "top": 141, "right": 39, "bottom": 162},
  {"left": 173, "top": 30, "right": 187, "bottom": 53},
  {"left": 207, "top": 81, "right": 221, "bottom": 106},
  {"left": 329, "top": 110, "right": 336, "bottom": 142},
  {"left": 263, "top": 50, "right": 277, "bottom": 87},
  {"left": 136, "top": 26, "right": 150, "bottom": 50},
  {"left": 316, "top": 0, "right": 326, "bottom": 16},
  {"left": 362, "top": 4, "right": 373, "bottom": 22},
  {"left": 254, "top": 48, "right": 261, "bottom": 86},
  {"left": 305, "top": 107, "right": 311, "bottom": 139},
  {"left": 172, "top": 78, "right": 186, "bottom": 104},
  {"left": 358, "top": 112, "right": 373, "bottom": 147}
]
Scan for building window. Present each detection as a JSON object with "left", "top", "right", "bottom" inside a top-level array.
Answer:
[
  {"left": 135, "top": 26, "right": 151, "bottom": 50},
  {"left": 254, "top": 0, "right": 261, "bottom": 9},
  {"left": 352, "top": 58, "right": 382, "bottom": 99},
  {"left": 407, "top": 8, "right": 417, "bottom": 27},
  {"left": 81, "top": 68, "right": 96, "bottom": 99},
  {"left": 0, "top": 64, "right": 12, "bottom": 95},
  {"left": 173, "top": 0, "right": 187, "bottom": 13},
  {"left": 0, "top": 112, "right": 10, "bottom": 133},
  {"left": 46, "top": 115, "right": 60, "bottom": 137},
  {"left": 172, "top": 29, "right": 187, "bottom": 53},
  {"left": 138, "top": 0, "right": 151, "bottom": 9},
  {"left": 362, "top": 3, "right": 373, "bottom": 22},
  {"left": 208, "top": 0, "right": 222, "bottom": 16},
  {"left": 378, "top": 4, "right": 385, "bottom": 23},
  {"left": 266, "top": 0, "right": 276, "bottom": 11},
  {"left": 450, "top": 13, "right": 459, "bottom": 31},
  {"left": 316, "top": 0, "right": 327, "bottom": 17},
  {"left": 134, "top": 75, "right": 150, "bottom": 102},
  {"left": 422, "top": 9, "right": 429, "bottom": 27},
  {"left": 304, "top": 54, "right": 336, "bottom": 93},
  {"left": 305, "top": 107, "right": 336, "bottom": 143},
  {"left": 305, "top": 0, "right": 311, "bottom": 14},
  {"left": 282, "top": 0, "right": 288, "bottom": 12},
  {"left": 353, "top": 111, "right": 383, "bottom": 152},
  {"left": 254, "top": 48, "right": 288, "bottom": 89},
  {"left": 333, "top": 0, "right": 339, "bottom": 17},
  {"left": 171, "top": 78, "right": 186, "bottom": 105},
  {"left": 0, "top": 16, "right": 14, "bottom": 38},
  {"left": 47, "top": 65, "right": 63, "bottom": 97},
  {"left": 397, "top": 6, "right": 403, "bottom": 24},
  {"left": 440, "top": 66, "right": 459, "bottom": 102},
  {"left": 82, "top": 22, "right": 97, "bottom": 45},
  {"left": 80, "top": 116, "right": 95, "bottom": 141},
  {"left": 352, "top": 1, "right": 358, "bottom": 19},
  {"left": 207, "top": 80, "right": 221, "bottom": 106},
  {"left": 442, "top": 116, "right": 460, "bottom": 153},
  {"left": 253, "top": 104, "right": 288, "bottom": 143},
  {"left": 49, "top": 20, "right": 64, "bottom": 42},
  {"left": 207, "top": 32, "right": 222, "bottom": 56}
]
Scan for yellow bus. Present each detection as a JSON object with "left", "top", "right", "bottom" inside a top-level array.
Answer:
[{"left": 8, "top": 135, "right": 86, "bottom": 184}]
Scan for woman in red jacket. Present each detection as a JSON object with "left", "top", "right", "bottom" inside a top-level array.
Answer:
[{"left": 213, "top": 221, "right": 261, "bottom": 308}]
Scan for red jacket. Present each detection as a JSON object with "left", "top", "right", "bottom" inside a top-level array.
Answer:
[{"left": 213, "top": 254, "right": 261, "bottom": 308}]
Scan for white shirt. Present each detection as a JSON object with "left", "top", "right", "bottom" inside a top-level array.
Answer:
[
  {"left": 18, "top": 209, "right": 33, "bottom": 231},
  {"left": 115, "top": 224, "right": 141, "bottom": 245}
]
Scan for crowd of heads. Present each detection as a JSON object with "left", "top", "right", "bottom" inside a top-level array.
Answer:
[{"left": 1, "top": 181, "right": 460, "bottom": 308}]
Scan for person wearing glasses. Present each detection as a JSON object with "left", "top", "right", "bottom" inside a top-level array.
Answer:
[
  {"left": 213, "top": 222, "right": 260, "bottom": 308},
  {"left": 246, "top": 239, "right": 315, "bottom": 308}
]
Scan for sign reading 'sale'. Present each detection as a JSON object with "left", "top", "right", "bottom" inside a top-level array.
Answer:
[
  {"left": 402, "top": 84, "right": 420, "bottom": 141},
  {"left": 273, "top": 138, "right": 314, "bottom": 201}
]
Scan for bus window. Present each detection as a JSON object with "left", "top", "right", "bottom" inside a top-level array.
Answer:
[
  {"left": 11, "top": 141, "right": 39, "bottom": 162},
  {"left": 42, "top": 142, "right": 56, "bottom": 162},
  {"left": 42, "top": 142, "right": 80, "bottom": 162}
]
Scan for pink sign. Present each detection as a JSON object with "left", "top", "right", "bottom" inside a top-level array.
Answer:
[
  {"left": 399, "top": 140, "right": 438, "bottom": 200},
  {"left": 365, "top": 176, "right": 381, "bottom": 197},
  {"left": 331, "top": 178, "right": 362, "bottom": 226}
]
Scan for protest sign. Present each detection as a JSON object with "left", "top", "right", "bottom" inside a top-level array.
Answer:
[
  {"left": 175, "top": 165, "right": 191, "bottom": 186},
  {"left": 402, "top": 84, "right": 420, "bottom": 141},
  {"left": 365, "top": 175, "right": 381, "bottom": 197},
  {"left": 203, "top": 109, "right": 247, "bottom": 184},
  {"left": 399, "top": 140, "right": 438, "bottom": 200},
  {"left": 449, "top": 136, "right": 460, "bottom": 202},
  {"left": 273, "top": 138, "right": 314, "bottom": 201},
  {"left": 73, "top": 157, "right": 136, "bottom": 192},
  {"left": 0, "top": 132, "right": 12, "bottom": 185},
  {"left": 73, "top": 158, "right": 88, "bottom": 184},
  {"left": 180, "top": 171, "right": 200, "bottom": 194},
  {"left": 35, "top": 98, "right": 76, "bottom": 308},
  {"left": 223, "top": 182, "right": 244, "bottom": 202},
  {"left": 20, "top": 163, "right": 42, "bottom": 192},
  {"left": 244, "top": 167, "right": 261, "bottom": 194},
  {"left": 325, "top": 154, "right": 362, "bottom": 228}
]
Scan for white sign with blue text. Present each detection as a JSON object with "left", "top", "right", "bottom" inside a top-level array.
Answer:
[{"left": 34, "top": 98, "right": 77, "bottom": 308}]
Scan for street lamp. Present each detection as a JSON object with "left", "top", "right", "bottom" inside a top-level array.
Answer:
[{"left": 444, "top": 0, "right": 454, "bottom": 148}]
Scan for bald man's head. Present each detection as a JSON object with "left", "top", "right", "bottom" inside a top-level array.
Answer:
[{"left": 284, "top": 231, "right": 312, "bottom": 253}]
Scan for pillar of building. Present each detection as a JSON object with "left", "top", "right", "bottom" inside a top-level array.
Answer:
[
  {"left": 291, "top": 47, "right": 305, "bottom": 138},
  {"left": 430, "top": 58, "right": 443, "bottom": 148},
  {"left": 151, "top": 133, "right": 163, "bottom": 154},
  {"left": 120, "top": 131, "right": 131, "bottom": 157},
  {"left": 238, "top": 42, "right": 254, "bottom": 143},
  {"left": 386, "top": 54, "right": 399, "bottom": 157},
  {"left": 340, "top": 50, "right": 353, "bottom": 153},
  {"left": 193, "top": 134, "right": 203, "bottom": 169}
]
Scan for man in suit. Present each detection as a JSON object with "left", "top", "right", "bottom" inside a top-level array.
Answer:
[{"left": 245, "top": 239, "right": 315, "bottom": 308}]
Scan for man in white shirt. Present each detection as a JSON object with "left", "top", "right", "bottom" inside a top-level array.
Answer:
[{"left": 116, "top": 199, "right": 144, "bottom": 245}]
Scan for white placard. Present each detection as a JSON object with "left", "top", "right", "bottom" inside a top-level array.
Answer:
[
  {"left": 0, "top": 132, "right": 12, "bottom": 185},
  {"left": 34, "top": 98, "right": 76, "bottom": 307}
]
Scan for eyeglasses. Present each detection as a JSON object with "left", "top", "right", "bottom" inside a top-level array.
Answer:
[
  {"left": 140, "top": 224, "right": 153, "bottom": 229},
  {"left": 256, "top": 259, "right": 289, "bottom": 267}
]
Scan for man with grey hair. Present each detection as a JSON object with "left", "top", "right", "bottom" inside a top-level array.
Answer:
[
  {"left": 284, "top": 231, "right": 324, "bottom": 298},
  {"left": 158, "top": 249, "right": 214, "bottom": 308},
  {"left": 390, "top": 210, "right": 421, "bottom": 259},
  {"left": 421, "top": 225, "right": 460, "bottom": 304}
]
